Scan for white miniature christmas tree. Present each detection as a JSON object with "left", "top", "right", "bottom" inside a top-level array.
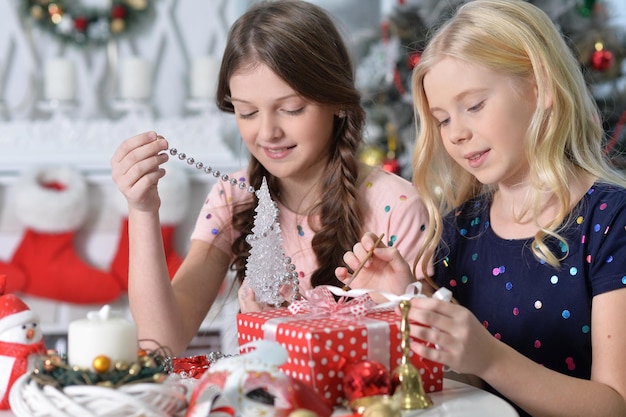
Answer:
[{"left": 244, "top": 177, "right": 296, "bottom": 307}]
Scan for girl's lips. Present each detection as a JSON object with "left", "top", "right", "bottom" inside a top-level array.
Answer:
[
  {"left": 263, "top": 145, "right": 296, "bottom": 159},
  {"left": 465, "top": 149, "right": 489, "bottom": 169}
]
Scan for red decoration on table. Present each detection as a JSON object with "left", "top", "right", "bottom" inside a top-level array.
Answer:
[
  {"left": 171, "top": 355, "right": 212, "bottom": 379},
  {"left": 0, "top": 275, "right": 46, "bottom": 409},
  {"left": 342, "top": 359, "right": 392, "bottom": 403}
]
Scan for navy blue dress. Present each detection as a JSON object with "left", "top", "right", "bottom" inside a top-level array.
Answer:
[{"left": 434, "top": 183, "right": 626, "bottom": 416}]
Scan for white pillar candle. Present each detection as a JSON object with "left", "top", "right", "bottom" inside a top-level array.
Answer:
[
  {"left": 0, "top": 63, "right": 4, "bottom": 97},
  {"left": 119, "top": 57, "right": 152, "bottom": 100},
  {"left": 67, "top": 305, "right": 138, "bottom": 371},
  {"left": 190, "top": 56, "right": 221, "bottom": 99},
  {"left": 44, "top": 58, "right": 76, "bottom": 101}
]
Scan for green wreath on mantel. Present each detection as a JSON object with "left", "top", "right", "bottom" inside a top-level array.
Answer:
[{"left": 23, "top": 0, "right": 154, "bottom": 47}]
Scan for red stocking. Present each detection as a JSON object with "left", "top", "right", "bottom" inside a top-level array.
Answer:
[
  {"left": 9, "top": 167, "right": 122, "bottom": 304},
  {"left": 110, "top": 164, "right": 189, "bottom": 290},
  {"left": 0, "top": 262, "right": 26, "bottom": 294},
  {"left": 110, "top": 219, "right": 184, "bottom": 290}
]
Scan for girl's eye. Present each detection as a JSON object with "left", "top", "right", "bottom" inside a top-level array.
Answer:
[
  {"left": 438, "top": 118, "right": 450, "bottom": 127},
  {"left": 238, "top": 111, "right": 256, "bottom": 120},
  {"left": 468, "top": 101, "right": 485, "bottom": 112},
  {"left": 285, "top": 107, "right": 304, "bottom": 116}
]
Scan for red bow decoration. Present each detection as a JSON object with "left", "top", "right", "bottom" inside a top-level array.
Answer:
[{"left": 288, "top": 286, "right": 377, "bottom": 318}]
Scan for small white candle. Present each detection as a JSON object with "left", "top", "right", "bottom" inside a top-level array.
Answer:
[
  {"left": 67, "top": 305, "right": 138, "bottom": 371},
  {"left": 190, "top": 56, "right": 221, "bottom": 99},
  {"left": 44, "top": 58, "right": 76, "bottom": 101},
  {"left": 119, "top": 57, "right": 152, "bottom": 100},
  {"left": 0, "top": 63, "right": 4, "bottom": 97}
]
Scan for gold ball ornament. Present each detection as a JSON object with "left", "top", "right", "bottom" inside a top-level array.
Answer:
[
  {"left": 128, "top": 363, "right": 142, "bottom": 376},
  {"left": 110, "top": 18, "right": 126, "bottom": 34},
  {"left": 351, "top": 395, "right": 400, "bottom": 416},
  {"left": 363, "top": 402, "right": 399, "bottom": 417},
  {"left": 93, "top": 355, "right": 112, "bottom": 373},
  {"left": 30, "top": 5, "right": 44, "bottom": 20},
  {"left": 359, "top": 145, "right": 386, "bottom": 167}
]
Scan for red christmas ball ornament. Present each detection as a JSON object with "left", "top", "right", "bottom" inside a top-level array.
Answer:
[
  {"left": 342, "top": 359, "right": 392, "bottom": 403},
  {"left": 591, "top": 48, "right": 614, "bottom": 71},
  {"left": 73, "top": 16, "right": 88, "bottom": 32},
  {"left": 408, "top": 52, "right": 421, "bottom": 70},
  {"left": 111, "top": 5, "right": 127, "bottom": 19},
  {"left": 382, "top": 157, "right": 401, "bottom": 175}
]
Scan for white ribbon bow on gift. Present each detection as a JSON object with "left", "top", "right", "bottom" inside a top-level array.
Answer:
[{"left": 287, "top": 282, "right": 453, "bottom": 317}]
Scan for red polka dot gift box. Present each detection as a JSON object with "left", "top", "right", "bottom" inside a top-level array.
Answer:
[{"left": 237, "top": 286, "right": 443, "bottom": 407}]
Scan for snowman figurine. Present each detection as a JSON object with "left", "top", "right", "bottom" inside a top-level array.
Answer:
[{"left": 0, "top": 275, "right": 46, "bottom": 409}]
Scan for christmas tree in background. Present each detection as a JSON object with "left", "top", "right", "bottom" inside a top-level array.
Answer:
[
  {"left": 356, "top": 0, "right": 626, "bottom": 177},
  {"left": 244, "top": 177, "right": 295, "bottom": 307}
]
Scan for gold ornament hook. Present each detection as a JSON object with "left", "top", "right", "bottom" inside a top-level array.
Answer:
[{"left": 392, "top": 299, "right": 433, "bottom": 410}]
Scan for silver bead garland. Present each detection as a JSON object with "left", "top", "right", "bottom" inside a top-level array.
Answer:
[
  {"left": 168, "top": 148, "right": 256, "bottom": 194},
  {"left": 168, "top": 147, "right": 301, "bottom": 303}
]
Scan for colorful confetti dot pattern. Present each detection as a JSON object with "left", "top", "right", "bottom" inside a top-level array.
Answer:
[{"left": 434, "top": 183, "right": 626, "bottom": 382}]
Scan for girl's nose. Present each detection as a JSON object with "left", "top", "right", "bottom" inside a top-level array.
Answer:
[
  {"left": 258, "top": 114, "right": 281, "bottom": 142},
  {"left": 447, "top": 120, "right": 471, "bottom": 145}
]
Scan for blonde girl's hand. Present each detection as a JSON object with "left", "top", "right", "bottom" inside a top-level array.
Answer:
[
  {"left": 404, "top": 297, "right": 500, "bottom": 377},
  {"left": 335, "top": 232, "right": 415, "bottom": 295},
  {"left": 110, "top": 131, "right": 169, "bottom": 213}
]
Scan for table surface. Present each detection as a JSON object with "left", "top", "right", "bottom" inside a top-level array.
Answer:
[
  {"left": 333, "top": 378, "right": 519, "bottom": 416},
  {"left": 0, "top": 378, "right": 518, "bottom": 417}
]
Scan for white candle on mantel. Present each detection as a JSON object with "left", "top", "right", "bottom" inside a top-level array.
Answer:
[
  {"left": 67, "top": 305, "right": 138, "bottom": 371},
  {"left": 119, "top": 57, "right": 152, "bottom": 100},
  {"left": 44, "top": 58, "right": 76, "bottom": 101},
  {"left": 190, "top": 56, "right": 221, "bottom": 100},
  {"left": 0, "top": 64, "right": 4, "bottom": 97}
]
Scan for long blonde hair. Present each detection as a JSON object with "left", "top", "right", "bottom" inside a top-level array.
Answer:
[{"left": 411, "top": 0, "right": 626, "bottom": 277}]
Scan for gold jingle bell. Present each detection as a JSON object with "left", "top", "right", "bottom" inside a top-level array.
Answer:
[{"left": 392, "top": 300, "right": 433, "bottom": 410}]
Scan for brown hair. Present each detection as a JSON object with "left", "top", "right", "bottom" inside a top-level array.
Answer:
[{"left": 216, "top": 0, "right": 365, "bottom": 287}]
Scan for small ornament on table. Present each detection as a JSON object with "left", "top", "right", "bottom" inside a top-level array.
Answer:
[
  {"left": 0, "top": 275, "right": 46, "bottom": 409},
  {"left": 244, "top": 177, "right": 300, "bottom": 307},
  {"left": 391, "top": 299, "right": 433, "bottom": 410},
  {"left": 342, "top": 359, "right": 392, "bottom": 404}
]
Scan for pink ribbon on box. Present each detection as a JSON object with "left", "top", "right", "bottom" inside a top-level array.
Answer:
[{"left": 288, "top": 286, "right": 377, "bottom": 317}]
